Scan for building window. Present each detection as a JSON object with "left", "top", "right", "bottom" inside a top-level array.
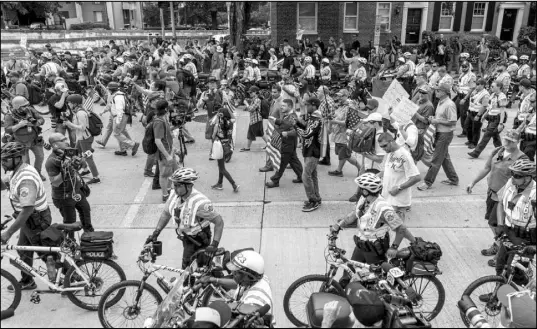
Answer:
[
  {"left": 94, "top": 11, "right": 103, "bottom": 22},
  {"left": 297, "top": 2, "right": 317, "bottom": 34},
  {"left": 343, "top": 2, "right": 359, "bottom": 32},
  {"left": 471, "top": 2, "right": 488, "bottom": 31},
  {"left": 439, "top": 2, "right": 455, "bottom": 31},
  {"left": 60, "top": 11, "right": 70, "bottom": 19},
  {"left": 94, "top": 2, "right": 101, "bottom": 4},
  {"left": 123, "top": 9, "right": 131, "bottom": 23},
  {"left": 377, "top": 2, "right": 391, "bottom": 32}
]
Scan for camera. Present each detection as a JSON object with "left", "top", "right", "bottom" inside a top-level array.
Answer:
[{"left": 63, "top": 147, "right": 78, "bottom": 158}]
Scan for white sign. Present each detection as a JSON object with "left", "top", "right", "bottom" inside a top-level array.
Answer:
[
  {"left": 383, "top": 79, "right": 410, "bottom": 109},
  {"left": 20, "top": 35, "right": 27, "bottom": 49},
  {"left": 390, "top": 97, "right": 419, "bottom": 124}
]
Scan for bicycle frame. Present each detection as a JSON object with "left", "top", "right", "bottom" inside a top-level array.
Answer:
[{"left": 2, "top": 244, "right": 91, "bottom": 292}]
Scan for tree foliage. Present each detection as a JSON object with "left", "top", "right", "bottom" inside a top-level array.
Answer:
[
  {"left": 1, "top": 1, "right": 61, "bottom": 22},
  {"left": 182, "top": 2, "right": 226, "bottom": 29}
]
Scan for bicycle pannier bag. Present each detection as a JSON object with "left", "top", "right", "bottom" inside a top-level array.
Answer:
[{"left": 80, "top": 231, "right": 114, "bottom": 260}]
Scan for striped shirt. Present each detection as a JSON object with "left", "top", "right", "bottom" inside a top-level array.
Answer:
[
  {"left": 498, "top": 179, "right": 536, "bottom": 229},
  {"left": 237, "top": 276, "right": 274, "bottom": 313},
  {"left": 167, "top": 188, "right": 219, "bottom": 236},
  {"left": 9, "top": 163, "right": 48, "bottom": 212}
]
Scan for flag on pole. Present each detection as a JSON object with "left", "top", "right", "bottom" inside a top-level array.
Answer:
[
  {"left": 265, "top": 116, "right": 282, "bottom": 171},
  {"left": 83, "top": 89, "right": 94, "bottom": 112}
]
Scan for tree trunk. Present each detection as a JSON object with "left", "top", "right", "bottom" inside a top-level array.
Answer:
[
  {"left": 230, "top": 2, "right": 245, "bottom": 52},
  {"left": 210, "top": 10, "right": 217, "bottom": 30}
]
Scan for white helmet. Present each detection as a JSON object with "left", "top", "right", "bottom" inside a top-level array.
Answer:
[
  {"left": 227, "top": 250, "right": 264, "bottom": 279},
  {"left": 460, "top": 52, "right": 470, "bottom": 58},
  {"left": 115, "top": 57, "right": 124, "bottom": 64},
  {"left": 509, "top": 55, "right": 518, "bottom": 61},
  {"left": 304, "top": 56, "right": 312, "bottom": 63},
  {"left": 322, "top": 58, "right": 329, "bottom": 64},
  {"left": 251, "top": 59, "right": 259, "bottom": 65},
  {"left": 520, "top": 55, "right": 529, "bottom": 61},
  {"left": 398, "top": 57, "right": 405, "bottom": 63},
  {"left": 86, "top": 47, "right": 93, "bottom": 52},
  {"left": 358, "top": 57, "right": 367, "bottom": 64},
  {"left": 170, "top": 167, "right": 199, "bottom": 184},
  {"left": 11, "top": 96, "right": 30, "bottom": 110},
  {"left": 354, "top": 173, "right": 383, "bottom": 193},
  {"left": 403, "top": 52, "right": 412, "bottom": 57}
]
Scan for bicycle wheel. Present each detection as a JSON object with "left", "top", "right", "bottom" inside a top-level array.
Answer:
[
  {"left": 1, "top": 269, "right": 21, "bottom": 312},
  {"left": 64, "top": 259, "right": 127, "bottom": 311},
  {"left": 283, "top": 274, "right": 344, "bottom": 327},
  {"left": 403, "top": 275, "right": 445, "bottom": 322},
  {"left": 460, "top": 275, "right": 519, "bottom": 328},
  {"left": 98, "top": 280, "right": 162, "bottom": 328}
]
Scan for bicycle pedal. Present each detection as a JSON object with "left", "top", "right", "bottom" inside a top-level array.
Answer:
[{"left": 30, "top": 291, "right": 41, "bottom": 304}]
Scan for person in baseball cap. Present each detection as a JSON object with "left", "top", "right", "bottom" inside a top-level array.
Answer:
[
  {"left": 191, "top": 301, "right": 232, "bottom": 328},
  {"left": 497, "top": 284, "right": 536, "bottom": 328},
  {"left": 363, "top": 112, "right": 383, "bottom": 123},
  {"left": 365, "top": 98, "right": 379, "bottom": 112},
  {"left": 345, "top": 282, "right": 385, "bottom": 326},
  {"left": 502, "top": 128, "right": 521, "bottom": 143}
]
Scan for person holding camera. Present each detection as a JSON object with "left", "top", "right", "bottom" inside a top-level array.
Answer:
[
  {"left": 4, "top": 96, "right": 46, "bottom": 181},
  {"left": 47, "top": 81, "right": 76, "bottom": 147},
  {"left": 61, "top": 94, "right": 101, "bottom": 184},
  {"left": 1, "top": 142, "right": 53, "bottom": 291},
  {"left": 45, "top": 133, "right": 95, "bottom": 238}
]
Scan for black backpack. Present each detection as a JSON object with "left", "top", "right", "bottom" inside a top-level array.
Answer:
[
  {"left": 347, "top": 122, "right": 376, "bottom": 153},
  {"left": 410, "top": 237, "right": 443, "bottom": 264},
  {"left": 84, "top": 108, "right": 103, "bottom": 136},
  {"left": 142, "top": 118, "right": 163, "bottom": 155},
  {"left": 260, "top": 98, "right": 270, "bottom": 119}
]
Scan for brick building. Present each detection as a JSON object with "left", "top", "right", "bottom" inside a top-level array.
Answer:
[{"left": 270, "top": 2, "right": 533, "bottom": 48}]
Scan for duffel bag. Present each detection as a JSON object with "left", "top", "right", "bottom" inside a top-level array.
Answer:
[
  {"left": 80, "top": 231, "right": 113, "bottom": 243},
  {"left": 80, "top": 240, "right": 114, "bottom": 260},
  {"left": 409, "top": 237, "right": 442, "bottom": 264}
]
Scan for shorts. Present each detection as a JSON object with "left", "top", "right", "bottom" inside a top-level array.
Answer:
[
  {"left": 335, "top": 143, "right": 351, "bottom": 160},
  {"left": 247, "top": 121, "right": 264, "bottom": 141}
]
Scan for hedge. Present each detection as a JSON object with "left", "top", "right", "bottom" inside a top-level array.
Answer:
[{"left": 70, "top": 22, "right": 111, "bottom": 30}]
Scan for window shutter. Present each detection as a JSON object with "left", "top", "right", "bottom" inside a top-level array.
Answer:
[
  {"left": 464, "top": 2, "right": 475, "bottom": 31},
  {"left": 485, "top": 2, "right": 495, "bottom": 31},
  {"left": 453, "top": 2, "right": 463, "bottom": 31},
  {"left": 432, "top": 2, "right": 441, "bottom": 31}
]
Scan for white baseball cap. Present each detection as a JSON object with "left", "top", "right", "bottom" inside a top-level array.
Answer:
[{"left": 364, "top": 112, "right": 383, "bottom": 123}]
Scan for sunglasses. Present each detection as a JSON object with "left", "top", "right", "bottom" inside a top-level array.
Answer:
[
  {"left": 173, "top": 182, "right": 187, "bottom": 188},
  {"left": 511, "top": 172, "right": 526, "bottom": 179},
  {"left": 379, "top": 143, "right": 390, "bottom": 149}
]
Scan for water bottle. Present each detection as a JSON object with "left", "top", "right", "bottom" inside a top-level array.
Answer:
[{"left": 46, "top": 255, "right": 57, "bottom": 282}]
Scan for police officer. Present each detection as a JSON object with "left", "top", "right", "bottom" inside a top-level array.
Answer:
[
  {"left": 329, "top": 173, "right": 416, "bottom": 286},
  {"left": 3, "top": 96, "right": 46, "bottom": 181},
  {"left": 146, "top": 168, "right": 224, "bottom": 269},
  {"left": 1, "top": 142, "right": 52, "bottom": 290}
]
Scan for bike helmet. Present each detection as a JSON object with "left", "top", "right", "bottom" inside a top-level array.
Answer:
[
  {"left": 115, "top": 57, "right": 124, "bottom": 64},
  {"left": 354, "top": 173, "right": 383, "bottom": 193},
  {"left": 403, "top": 52, "right": 412, "bottom": 57},
  {"left": 1, "top": 142, "right": 26, "bottom": 159},
  {"left": 509, "top": 55, "right": 518, "bottom": 61},
  {"left": 66, "top": 94, "right": 83, "bottom": 104},
  {"left": 322, "top": 58, "right": 329, "bottom": 64},
  {"left": 41, "top": 52, "right": 52, "bottom": 60},
  {"left": 460, "top": 53, "right": 470, "bottom": 58},
  {"left": 11, "top": 96, "right": 30, "bottom": 110},
  {"left": 304, "top": 56, "right": 312, "bottom": 63},
  {"left": 169, "top": 167, "right": 199, "bottom": 184},
  {"left": 358, "top": 57, "right": 367, "bottom": 64},
  {"left": 509, "top": 159, "right": 536, "bottom": 177},
  {"left": 520, "top": 55, "right": 529, "bottom": 61},
  {"left": 398, "top": 57, "right": 405, "bottom": 63},
  {"left": 107, "top": 82, "right": 120, "bottom": 91},
  {"left": 227, "top": 250, "right": 264, "bottom": 280},
  {"left": 251, "top": 59, "right": 258, "bottom": 65}
]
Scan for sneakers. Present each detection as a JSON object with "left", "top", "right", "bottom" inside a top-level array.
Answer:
[
  {"left": 162, "top": 194, "right": 169, "bottom": 202},
  {"left": 211, "top": 184, "right": 223, "bottom": 190},
  {"left": 259, "top": 166, "right": 274, "bottom": 172},
  {"left": 457, "top": 133, "right": 467, "bottom": 138},
  {"left": 292, "top": 178, "right": 303, "bottom": 184},
  {"left": 115, "top": 150, "right": 128, "bottom": 156},
  {"left": 481, "top": 244, "right": 499, "bottom": 256},
  {"left": 152, "top": 184, "right": 161, "bottom": 190},
  {"left": 8, "top": 280, "right": 37, "bottom": 291},
  {"left": 86, "top": 177, "right": 101, "bottom": 184},
  {"left": 464, "top": 141, "right": 470, "bottom": 145},
  {"left": 478, "top": 293, "right": 497, "bottom": 303},
  {"left": 318, "top": 160, "right": 331, "bottom": 166},
  {"left": 265, "top": 181, "right": 279, "bottom": 188},
  {"left": 132, "top": 142, "right": 140, "bottom": 156},
  {"left": 328, "top": 170, "right": 343, "bottom": 177},
  {"left": 441, "top": 180, "right": 459, "bottom": 186},
  {"left": 144, "top": 172, "right": 155, "bottom": 177},
  {"left": 468, "top": 152, "right": 478, "bottom": 159},
  {"left": 488, "top": 259, "right": 497, "bottom": 267},
  {"left": 468, "top": 143, "right": 476, "bottom": 149},
  {"left": 302, "top": 201, "right": 321, "bottom": 212},
  {"left": 232, "top": 184, "right": 240, "bottom": 193},
  {"left": 417, "top": 182, "right": 431, "bottom": 191},
  {"left": 96, "top": 140, "right": 105, "bottom": 148}
]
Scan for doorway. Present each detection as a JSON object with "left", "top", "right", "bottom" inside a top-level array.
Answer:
[
  {"left": 500, "top": 9, "right": 517, "bottom": 41},
  {"left": 406, "top": 8, "right": 422, "bottom": 44}
]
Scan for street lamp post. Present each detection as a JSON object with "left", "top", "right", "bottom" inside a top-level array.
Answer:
[
  {"left": 226, "top": 2, "right": 231, "bottom": 31},
  {"left": 170, "top": 2, "right": 176, "bottom": 39}
]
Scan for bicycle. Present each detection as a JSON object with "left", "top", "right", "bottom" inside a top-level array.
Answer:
[
  {"left": 98, "top": 242, "right": 234, "bottom": 328},
  {"left": 459, "top": 236, "right": 536, "bottom": 328},
  {"left": 283, "top": 235, "right": 445, "bottom": 327},
  {"left": 1, "top": 216, "right": 127, "bottom": 312}
]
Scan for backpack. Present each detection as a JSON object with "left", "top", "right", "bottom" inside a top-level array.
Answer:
[
  {"left": 409, "top": 237, "right": 443, "bottom": 264},
  {"left": 112, "top": 92, "right": 132, "bottom": 116},
  {"left": 347, "top": 122, "right": 376, "bottom": 153},
  {"left": 142, "top": 118, "right": 163, "bottom": 155},
  {"left": 85, "top": 108, "right": 103, "bottom": 136},
  {"left": 260, "top": 98, "right": 270, "bottom": 119}
]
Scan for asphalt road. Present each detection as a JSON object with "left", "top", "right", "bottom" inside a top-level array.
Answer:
[{"left": 0, "top": 99, "right": 520, "bottom": 328}]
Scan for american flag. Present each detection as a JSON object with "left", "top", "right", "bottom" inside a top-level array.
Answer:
[
  {"left": 83, "top": 89, "right": 95, "bottom": 112},
  {"left": 345, "top": 107, "right": 364, "bottom": 129},
  {"left": 265, "top": 116, "right": 281, "bottom": 171},
  {"left": 423, "top": 124, "right": 436, "bottom": 156}
]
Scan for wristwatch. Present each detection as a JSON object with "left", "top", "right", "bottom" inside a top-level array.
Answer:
[{"left": 391, "top": 243, "right": 399, "bottom": 249}]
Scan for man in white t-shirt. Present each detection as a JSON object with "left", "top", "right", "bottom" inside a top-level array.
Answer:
[{"left": 378, "top": 133, "right": 421, "bottom": 221}]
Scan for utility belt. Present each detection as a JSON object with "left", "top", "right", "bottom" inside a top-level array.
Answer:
[
  {"left": 12, "top": 206, "right": 52, "bottom": 232},
  {"left": 176, "top": 225, "right": 211, "bottom": 247},
  {"left": 504, "top": 225, "right": 537, "bottom": 245},
  {"left": 353, "top": 233, "right": 389, "bottom": 256},
  {"left": 485, "top": 113, "right": 501, "bottom": 124}
]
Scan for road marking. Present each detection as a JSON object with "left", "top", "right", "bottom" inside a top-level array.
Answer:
[{"left": 120, "top": 177, "right": 152, "bottom": 227}]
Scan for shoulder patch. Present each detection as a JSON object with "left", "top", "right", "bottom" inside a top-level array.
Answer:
[
  {"left": 385, "top": 210, "right": 397, "bottom": 223},
  {"left": 20, "top": 186, "right": 30, "bottom": 198},
  {"left": 203, "top": 203, "right": 214, "bottom": 212}
]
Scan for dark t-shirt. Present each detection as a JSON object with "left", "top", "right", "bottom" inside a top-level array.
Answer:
[
  {"left": 283, "top": 56, "right": 296, "bottom": 74},
  {"left": 130, "top": 64, "right": 144, "bottom": 81},
  {"left": 153, "top": 115, "right": 173, "bottom": 154},
  {"left": 45, "top": 152, "right": 81, "bottom": 199},
  {"left": 48, "top": 94, "right": 71, "bottom": 123}
]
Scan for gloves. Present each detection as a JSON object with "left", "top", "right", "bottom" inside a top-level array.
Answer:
[
  {"left": 145, "top": 229, "right": 161, "bottom": 245},
  {"left": 329, "top": 225, "right": 341, "bottom": 235},
  {"left": 205, "top": 240, "right": 219, "bottom": 257}
]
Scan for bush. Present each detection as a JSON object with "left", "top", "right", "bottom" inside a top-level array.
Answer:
[
  {"left": 70, "top": 22, "right": 111, "bottom": 30},
  {"left": 518, "top": 26, "right": 536, "bottom": 49}
]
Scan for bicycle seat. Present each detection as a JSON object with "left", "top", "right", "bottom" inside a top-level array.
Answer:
[
  {"left": 396, "top": 248, "right": 411, "bottom": 261},
  {"left": 54, "top": 222, "right": 82, "bottom": 232}
]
